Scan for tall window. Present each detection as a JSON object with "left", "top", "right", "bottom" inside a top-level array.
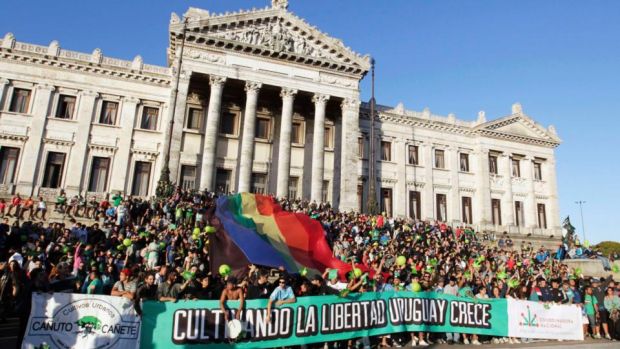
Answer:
[
  {"left": 436, "top": 194, "right": 447, "bottom": 222},
  {"left": 251, "top": 173, "right": 267, "bottom": 194},
  {"left": 180, "top": 165, "right": 197, "bottom": 191},
  {"left": 515, "top": 201, "right": 525, "bottom": 227},
  {"left": 409, "top": 191, "right": 421, "bottom": 220},
  {"left": 255, "top": 117, "right": 270, "bottom": 140},
  {"left": 381, "top": 141, "right": 391, "bottom": 161},
  {"left": 534, "top": 162, "right": 542, "bottom": 180},
  {"left": 215, "top": 169, "right": 231, "bottom": 194},
  {"left": 324, "top": 126, "right": 333, "bottom": 149},
  {"left": 460, "top": 153, "right": 470, "bottom": 172},
  {"left": 489, "top": 154, "right": 498, "bottom": 174},
  {"left": 9, "top": 88, "right": 31, "bottom": 113},
  {"left": 186, "top": 108, "right": 202, "bottom": 130},
  {"left": 131, "top": 161, "right": 152, "bottom": 196},
  {"left": 99, "top": 101, "right": 118, "bottom": 125},
  {"left": 358, "top": 138, "right": 364, "bottom": 158},
  {"left": 88, "top": 157, "right": 110, "bottom": 192},
  {"left": 537, "top": 203, "right": 547, "bottom": 229},
  {"left": 220, "top": 112, "right": 238, "bottom": 136},
  {"left": 291, "top": 121, "right": 303, "bottom": 144},
  {"left": 0, "top": 147, "right": 20, "bottom": 185},
  {"left": 462, "top": 196, "right": 472, "bottom": 224},
  {"left": 56, "top": 95, "right": 76, "bottom": 119},
  {"left": 381, "top": 188, "right": 393, "bottom": 217},
  {"left": 408, "top": 145, "right": 419, "bottom": 165},
  {"left": 288, "top": 177, "right": 299, "bottom": 199},
  {"left": 511, "top": 158, "right": 521, "bottom": 177},
  {"left": 491, "top": 199, "right": 502, "bottom": 225},
  {"left": 434, "top": 149, "right": 445, "bottom": 169},
  {"left": 42, "top": 152, "right": 66, "bottom": 188},
  {"left": 140, "top": 106, "right": 159, "bottom": 130}
]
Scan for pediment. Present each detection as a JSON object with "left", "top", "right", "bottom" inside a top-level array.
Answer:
[
  {"left": 476, "top": 114, "right": 561, "bottom": 146},
  {"left": 169, "top": 5, "right": 371, "bottom": 77}
]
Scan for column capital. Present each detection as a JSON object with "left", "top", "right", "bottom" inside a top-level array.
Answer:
[
  {"left": 244, "top": 81, "right": 262, "bottom": 93},
  {"left": 0, "top": 78, "right": 9, "bottom": 86},
  {"left": 79, "top": 90, "right": 99, "bottom": 98},
  {"left": 280, "top": 87, "right": 298, "bottom": 99},
  {"left": 209, "top": 75, "right": 227, "bottom": 88},
  {"left": 312, "top": 93, "right": 330, "bottom": 105},
  {"left": 341, "top": 97, "right": 360, "bottom": 111}
]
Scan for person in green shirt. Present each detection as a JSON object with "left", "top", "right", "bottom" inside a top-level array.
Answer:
[
  {"left": 584, "top": 286, "right": 601, "bottom": 338},
  {"left": 87, "top": 270, "right": 104, "bottom": 295},
  {"left": 112, "top": 193, "right": 123, "bottom": 207}
]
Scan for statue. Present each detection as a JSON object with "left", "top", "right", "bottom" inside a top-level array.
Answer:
[{"left": 272, "top": 0, "right": 288, "bottom": 10}]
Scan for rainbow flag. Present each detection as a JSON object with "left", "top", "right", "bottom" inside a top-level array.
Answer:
[{"left": 209, "top": 193, "right": 351, "bottom": 278}]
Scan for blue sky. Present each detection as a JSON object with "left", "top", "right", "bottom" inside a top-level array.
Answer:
[{"left": 1, "top": 1, "right": 618, "bottom": 243}]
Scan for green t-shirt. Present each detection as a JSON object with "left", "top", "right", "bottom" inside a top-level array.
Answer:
[
  {"left": 88, "top": 278, "right": 103, "bottom": 295},
  {"left": 56, "top": 196, "right": 66, "bottom": 204},
  {"left": 112, "top": 195, "right": 122, "bottom": 207},
  {"left": 584, "top": 294, "right": 598, "bottom": 316}
]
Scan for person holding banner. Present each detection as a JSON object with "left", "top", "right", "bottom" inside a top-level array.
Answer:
[
  {"left": 220, "top": 276, "right": 245, "bottom": 322},
  {"left": 266, "top": 277, "right": 296, "bottom": 323}
]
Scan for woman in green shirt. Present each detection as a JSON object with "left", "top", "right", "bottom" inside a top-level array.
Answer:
[
  {"left": 604, "top": 287, "right": 620, "bottom": 339},
  {"left": 87, "top": 270, "right": 104, "bottom": 295}
]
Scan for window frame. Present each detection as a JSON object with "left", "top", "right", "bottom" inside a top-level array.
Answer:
[
  {"left": 219, "top": 109, "right": 241, "bottom": 137},
  {"left": 250, "top": 172, "right": 267, "bottom": 194},
  {"left": 55, "top": 94, "right": 77, "bottom": 120},
  {"left": 87, "top": 156, "right": 110, "bottom": 192},
  {"left": 139, "top": 106, "right": 160, "bottom": 131},
  {"left": 459, "top": 152, "right": 470, "bottom": 172},
  {"left": 185, "top": 107, "right": 203, "bottom": 131},
  {"left": 489, "top": 154, "right": 499, "bottom": 175},
  {"left": 511, "top": 158, "right": 521, "bottom": 178},
  {"left": 254, "top": 116, "right": 272, "bottom": 141},
  {"left": 179, "top": 165, "right": 197, "bottom": 191},
  {"left": 434, "top": 149, "right": 445, "bottom": 169},
  {"left": 0, "top": 147, "right": 20, "bottom": 185},
  {"left": 41, "top": 152, "right": 66, "bottom": 189},
  {"left": 408, "top": 145, "right": 419, "bottom": 165},
  {"left": 324, "top": 124, "right": 334, "bottom": 150},
  {"left": 380, "top": 141, "right": 392, "bottom": 161},
  {"left": 291, "top": 120, "right": 305, "bottom": 146},
  {"left": 9, "top": 88, "right": 32, "bottom": 114},
  {"left": 533, "top": 161, "right": 543, "bottom": 181},
  {"left": 98, "top": 100, "right": 119, "bottom": 126}
]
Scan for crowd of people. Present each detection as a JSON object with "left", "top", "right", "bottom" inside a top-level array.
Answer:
[{"left": 0, "top": 188, "right": 619, "bottom": 348}]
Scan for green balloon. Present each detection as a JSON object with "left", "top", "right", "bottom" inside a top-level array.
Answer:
[
  {"left": 300, "top": 267, "right": 308, "bottom": 277},
  {"left": 396, "top": 255, "right": 406, "bottom": 266},
  {"left": 219, "top": 264, "right": 231, "bottom": 276},
  {"left": 613, "top": 265, "right": 620, "bottom": 273},
  {"left": 205, "top": 226, "right": 217, "bottom": 234},
  {"left": 411, "top": 282, "right": 422, "bottom": 292},
  {"left": 123, "top": 238, "right": 132, "bottom": 247},
  {"left": 159, "top": 242, "right": 166, "bottom": 250},
  {"left": 353, "top": 268, "right": 362, "bottom": 277}
]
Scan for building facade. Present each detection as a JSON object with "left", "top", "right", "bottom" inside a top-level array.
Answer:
[{"left": 0, "top": 0, "right": 561, "bottom": 235}]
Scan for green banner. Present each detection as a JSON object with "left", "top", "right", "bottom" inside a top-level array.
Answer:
[{"left": 141, "top": 291, "right": 508, "bottom": 348}]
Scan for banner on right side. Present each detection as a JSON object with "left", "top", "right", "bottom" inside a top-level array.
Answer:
[{"left": 507, "top": 298, "right": 584, "bottom": 341}]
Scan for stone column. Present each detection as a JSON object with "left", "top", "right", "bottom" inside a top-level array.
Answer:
[
  {"left": 15, "top": 84, "right": 54, "bottom": 196},
  {"left": 422, "top": 143, "right": 435, "bottom": 220},
  {"left": 310, "top": 93, "right": 330, "bottom": 203},
  {"left": 546, "top": 158, "right": 560, "bottom": 233},
  {"left": 449, "top": 146, "right": 461, "bottom": 224},
  {"left": 475, "top": 148, "right": 491, "bottom": 226},
  {"left": 162, "top": 71, "right": 191, "bottom": 183},
  {"left": 110, "top": 97, "right": 139, "bottom": 193},
  {"left": 523, "top": 156, "right": 537, "bottom": 229},
  {"left": 275, "top": 88, "right": 297, "bottom": 198},
  {"left": 500, "top": 154, "right": 515, "bottom": 227},
  {"left": 65, "top": 90, "right": 98, "bottom": 196},
  {"left": 237, "top": 81, "right": 262, "bottom": 193},
  {"left": 0, "top": 78, "right": 9, "bottom": 111},
  {"left": 199, "top": 75, "right": 227, "bottom": 191},
  {"left": 394, "top": 140, "right": 407, "bottom": 217},
  {"left": 339, "top": 97, "right": 360, "bottom": 212}
]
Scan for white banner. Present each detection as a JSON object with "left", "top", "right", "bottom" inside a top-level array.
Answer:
[
  {"left": 22, "top": 293, "right": 141, "bottom": 349},
  {"left": 507, "top": 298, "right": 584, "bottom": 340}
]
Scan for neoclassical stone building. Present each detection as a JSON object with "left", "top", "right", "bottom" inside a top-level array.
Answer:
[{"left": 0, "top": 1, "right": 561, "bottom": 236}]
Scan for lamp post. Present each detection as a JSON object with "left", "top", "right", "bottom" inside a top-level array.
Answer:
[
  {"left": 366, "top": 58, "right": 379, "bottom": 214},
  {"left": 575, "top": 200, "right": 586, "bottom": 242},
  {"left": 156, "top": 18, "right": 188, "bottom": 198}
]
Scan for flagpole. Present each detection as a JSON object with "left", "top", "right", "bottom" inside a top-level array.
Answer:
[{"left": 575, "top": 200, "right": 586, "bottom": 242}]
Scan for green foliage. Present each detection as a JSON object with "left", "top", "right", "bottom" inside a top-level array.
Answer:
[{"left": 594, "top": 241, "right": 620, "bottom": 256}]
